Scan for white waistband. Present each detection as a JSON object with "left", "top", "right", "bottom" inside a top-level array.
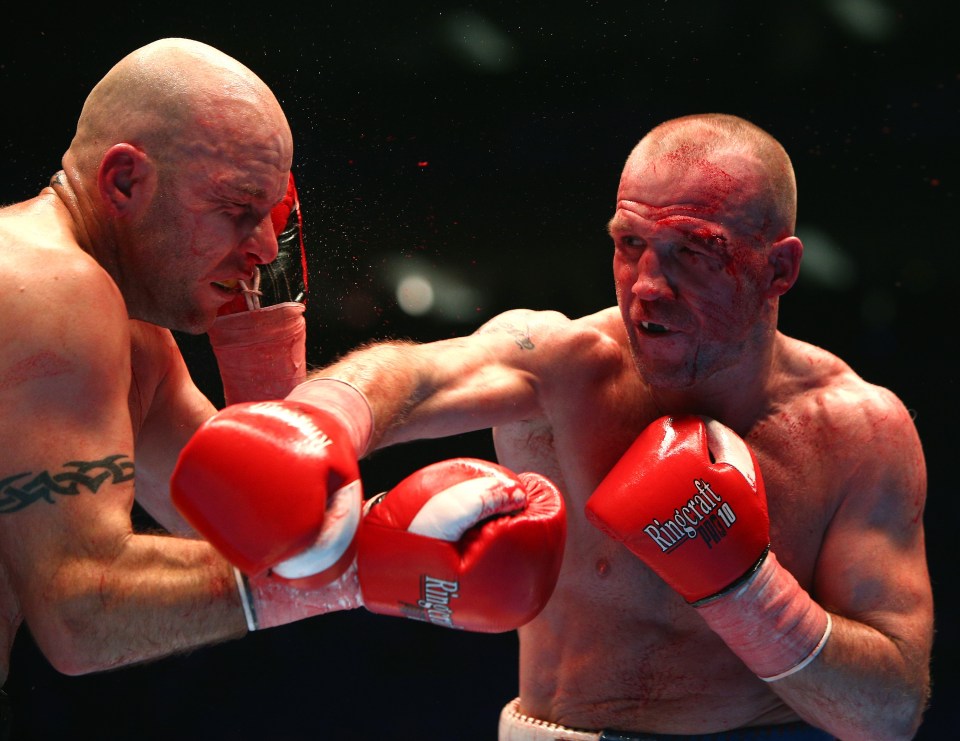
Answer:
[{"left": 499, "top": 698, "right": 601, "bottom": 741}]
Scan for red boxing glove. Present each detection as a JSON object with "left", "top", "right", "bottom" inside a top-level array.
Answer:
[
  {"left": 170, "top": 400, "right": 361, "bottom": 584},
  {"left": 208, "top": 170, "right": 308, "bottom": 405},
  {"left": 358, "top": 458, "right": 567, "bottom": 633},
  {"left": 585, "top": 414, "right": 769, "bottom": 604},
  {"left": 172, "top": 380, "right": 376, "bottom": 631},
  {"left": 586, "top": 416, "right": 832, "bottom": 682},
  {"left": 218, "top": 170, "right": 308, "bottom": 313}
]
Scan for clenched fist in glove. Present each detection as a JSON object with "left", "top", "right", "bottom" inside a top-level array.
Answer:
[
  {"left": 171, "top": 379, "right": 566, "bottom": 633},
  {"left": 586, "top": 415, "right": 832, "bottom": 682},
  {"left": 358, "top": 457, "right": 567, "bottom": 633},
  {"left": 208, "top": 170, "right": 309, "bottom": 405}
]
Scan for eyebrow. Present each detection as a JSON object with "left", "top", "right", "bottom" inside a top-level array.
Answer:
[
  {"left": 228, "top": 185, "right": 270, "bottom": 201},
  {"left": 606, "top": 216, "right": 630, "bottom": 235}
]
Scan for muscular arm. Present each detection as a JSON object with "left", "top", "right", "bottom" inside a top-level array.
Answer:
[
  {"left": 0, "top": 257, "right": 246, "bottom": 675},
  {"left": 314, "top": 308, "right": 565, "bottom": 451},
  {"left": 765, "top": 391, "right": 932, "bottom": 741}
]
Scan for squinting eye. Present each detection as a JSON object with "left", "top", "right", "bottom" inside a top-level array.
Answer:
[
  {"left": 676, "top": 246, "right": 711, "bottom": 265},
  {"left": 620, "top": 236, "right": 645, "bottom": 248}
]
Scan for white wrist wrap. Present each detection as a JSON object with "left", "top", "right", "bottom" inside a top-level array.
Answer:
[
  {"left": 695, "top": 551, "right": 831, "bottom": 682},
  {"left": 234, "top": 567, "right": 259, "bottom": 632},
  {"left": 759, "top": 612, "right": 833, "bottom": 682},
  {"left": 285, "top": 377, "right": 374, "bottom": 456}
]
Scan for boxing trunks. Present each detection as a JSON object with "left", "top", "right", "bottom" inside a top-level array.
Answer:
[{"left": 499, "top": 698, "right": 837, "bottom": 740}]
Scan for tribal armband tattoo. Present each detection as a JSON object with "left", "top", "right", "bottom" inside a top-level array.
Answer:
[{"left": 0, "top": 454, "right": 134, "bottom": 514}]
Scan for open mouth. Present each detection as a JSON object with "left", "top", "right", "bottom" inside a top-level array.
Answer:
[
  {"left": 212, "top": 279, "right": 239, "bottom": 294},
  {"left": 640, "top": 320, "right": 670, "bottom": 335}
]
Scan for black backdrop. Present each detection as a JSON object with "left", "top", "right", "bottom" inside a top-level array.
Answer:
[{"left": 3, "top": 2, "right": 957, "bottom": 738}]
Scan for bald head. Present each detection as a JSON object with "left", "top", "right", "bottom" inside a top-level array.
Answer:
[
  {"left": 625, "top": 113, "right": 797, "bottom": 241},
  {"left": 66, "top": 37, "right": 292, "bottom": 178}
]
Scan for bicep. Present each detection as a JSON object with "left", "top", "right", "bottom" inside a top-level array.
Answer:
[
  {"left": 814, "top": 410, "right": 932, "bottom": 657},
  {"left": 0, "top": 294, "right": 138, "bottom": 612}
]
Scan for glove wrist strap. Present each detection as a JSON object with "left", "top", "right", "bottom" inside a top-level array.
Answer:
[{"left": 286, "top": 378, "right": 375, "bottom": 456}]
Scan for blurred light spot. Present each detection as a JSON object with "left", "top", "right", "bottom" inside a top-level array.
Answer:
[
  {"left": 823, "top": 0, "right": 897, "bottom": 43},
  {"left": 441, "top": 10, "right": 518, "bottom": 72},
  {"left": 797, "top": 226, "right": 858, "bottom": 290},
  {"left": 397, "top": 274, "right": 435, "bottom": 315},
  {"left": 388, "top": 256, "right": 487, "bottom": 322}
]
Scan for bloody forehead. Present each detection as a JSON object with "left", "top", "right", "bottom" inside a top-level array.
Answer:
[{"left": 660, "top": 143, "right": 739, "bottom": 202}]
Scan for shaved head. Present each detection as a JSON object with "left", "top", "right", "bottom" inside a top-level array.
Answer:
[
  {"left": 54, "top": 38, "right": 294, "bottom": 331},
  {"left": 624, "top": 113, "right": 797, "bottom": 242},
  {"left": 66, "top": 37, "right": 292, "bottom": 178}
]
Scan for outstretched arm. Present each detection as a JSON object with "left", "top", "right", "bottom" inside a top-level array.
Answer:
[{"left": 310, "top": 308, "right": 568, "bottom": 452}]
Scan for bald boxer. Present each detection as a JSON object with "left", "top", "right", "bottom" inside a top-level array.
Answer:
[
  {"left": 0, "top": 38, "right": 310, "bottom": 703},
  {"left": 265, "top": 114, "right": 932, "bottom": 739}
]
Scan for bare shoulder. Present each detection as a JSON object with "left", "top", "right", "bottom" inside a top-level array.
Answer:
[
  {"left": 774, "top": 335, "right": 924, "bottom": 499},
  {"left": 476, "top": 305, "right": 625, "bottom": 370},
  {"left": 780, "top": 335, "right": 917, "bottom": 440},
  {"left": 0, "top": 198, "right": 129, "bottom": 394},
  {"left": 1, "top": 195, "right": 122, "bottom": 307}
]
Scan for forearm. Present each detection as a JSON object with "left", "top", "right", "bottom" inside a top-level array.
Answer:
[
  {"left": 759, "top": 612, "right": 929, "bottom": 741},
  {"left": 312, "top": 337, "right": 533, "bottom": 450},
  {"left": 697, "top": 553, "right": 928, "bottom": 741},
  {"left": 26, "top": 533, "right": 246, "bottom": 675},
  {"left": 310, "top": 341, "right": 451, "bottom": 450}
]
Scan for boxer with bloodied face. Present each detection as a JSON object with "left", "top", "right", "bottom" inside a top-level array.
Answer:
[{"left": 182, "top": 114, "right": 930, "bottom": 740}]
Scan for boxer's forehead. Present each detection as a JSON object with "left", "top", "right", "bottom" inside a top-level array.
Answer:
[{"left": 616, "top": 148, "right": 767, "bottom": 240}]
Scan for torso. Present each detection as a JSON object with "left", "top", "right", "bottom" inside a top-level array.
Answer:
[{"left": 493, "top": 307, "right": 868, "bottom": 733}]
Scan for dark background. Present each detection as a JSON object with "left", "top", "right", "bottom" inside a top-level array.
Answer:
[{"left": 3, "top": 1, "right": 957, "bottom": 738}]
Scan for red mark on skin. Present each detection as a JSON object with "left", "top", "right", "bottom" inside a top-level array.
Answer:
[{"left": 0, "top": 352, "right": 73, "bottom": 393}]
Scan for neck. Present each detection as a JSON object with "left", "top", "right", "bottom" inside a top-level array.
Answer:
[
  {"left": 49, "top": 168, "right": 122, "bottom": 286},
  {"left": 648, "top": 331, "right": 781, "bottom": 436}
]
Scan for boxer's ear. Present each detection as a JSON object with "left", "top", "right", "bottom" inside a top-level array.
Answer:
[
  {"left": 765, "top": 236, "right": 802, "bottom": 298},
  {"left": 98, "top": 143, "right": 156, "bottom": 218}
]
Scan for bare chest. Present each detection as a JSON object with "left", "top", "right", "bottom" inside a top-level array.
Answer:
[{"left": 126, "top": 323, "right": 167, "bottom": 441}]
